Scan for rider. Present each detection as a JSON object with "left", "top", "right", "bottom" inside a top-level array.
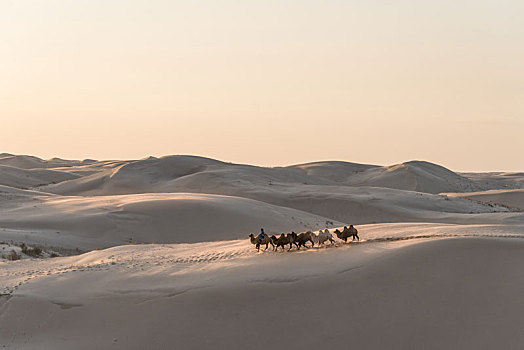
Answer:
[{"left": 257, "top": 228, "right": 266, "bottom": 241}]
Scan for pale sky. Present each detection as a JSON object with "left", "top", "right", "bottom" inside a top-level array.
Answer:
[{"left": 1, "top": 0, "right": 523, "bottom": 171}]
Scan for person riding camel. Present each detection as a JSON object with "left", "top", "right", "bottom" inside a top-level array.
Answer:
[{"left": 257, "top": 228, "right": 266, "bottom": 242}]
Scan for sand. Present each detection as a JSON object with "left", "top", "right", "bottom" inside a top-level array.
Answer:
[
  {"left": 444, "top": 189, "right": 524, "bottom": 211},
  {"left": 2, "top": 232, "right": 524, "bottom": 349},
  {"left": 1, "top": 155, "right": 522, "bottom": 250},
  {"left": 1, "top": 154, "right": 523, "bottom": 349}
]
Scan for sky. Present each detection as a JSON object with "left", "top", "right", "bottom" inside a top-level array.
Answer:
[{"left": 1, "top": 0, "right": 523, "bottom": 171}]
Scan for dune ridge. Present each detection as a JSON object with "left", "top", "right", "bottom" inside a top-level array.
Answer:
[{"left": 0, "top": 154, "right": 522, "bottom": 250}]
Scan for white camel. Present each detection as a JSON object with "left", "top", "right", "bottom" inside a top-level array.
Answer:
[{"left": 316, "top": 229, "right": 335, "bottom": 246}]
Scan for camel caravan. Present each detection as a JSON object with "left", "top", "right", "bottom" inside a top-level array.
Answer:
[{"left": 248, "top": 225, "right": 359, "bottom": 252}]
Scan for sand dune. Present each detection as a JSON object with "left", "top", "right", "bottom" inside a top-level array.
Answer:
[
  {"left": 41, "top": 156, "right": 491, "bottom": 196},
  {"left": 461, "top": 171, "right": 524, "bottom": 190},
  {"left": 35, "top": 156, "right": 515, "bottom": 224},
  {"left": 0, "top": 154, "right": 92, "bottom": 169},
  {"left": 0, "top": 165, "right": 79, "bottom": 189},
  {"left": 1, "top": 154, "right": 523, "bottom": 349},
  {"left": 2, "top": 225, "right": 524, "bottom": 349},
  {"left": 1, "top": 154, "right": 522, "bottom": 251},
  {"left": 3, "top": 155, "right": 522, "bottom": 197},
  {"left": 0, "top": 192, "right": 343, "bottom": 250},
  {"left": 344, "top": 160, "right": 482, "bottom": 193},
  {"left": 158, "top": 179, "right": 514, "bottom": 224},
  {"left": 289, "top": 160, "right": 379, "bottom": 182},
  {"left": 444, "top": 189, "right": 524, "bottom": 211},
  {"left": 295, "top": 160, "right": 483, "bottom": 193}
]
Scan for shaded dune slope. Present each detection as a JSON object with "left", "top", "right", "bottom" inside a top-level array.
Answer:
[{"left": 0, "top": 193, "right": 343, "bottom": 249}]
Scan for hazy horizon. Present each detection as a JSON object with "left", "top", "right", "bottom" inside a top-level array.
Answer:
[{"left": 2, "top": 0, "right": 523, "bottom": 172}]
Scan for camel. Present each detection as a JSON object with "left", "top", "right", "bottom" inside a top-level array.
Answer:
[
  {"left": 295, "top": 231, "right": 315, "bottom": 249},
  {"left": 273, "top": 233, "right": 298, "bottom": 251},
  {"left": 248, "top": 233, "right": 274, "bottom": 251},
  {"left": 334, "top": 225, "right": 359, "bottom": 243},
  {"left": 347, "top": 225, "right": 359, "bottom": 241},
  {"left": 316, "top": 229, "right": 335, "bottom": 246}
]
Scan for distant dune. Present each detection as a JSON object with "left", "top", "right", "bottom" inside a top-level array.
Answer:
[
  {"left": 293, "top": 160, "right": 482, "bottom": 193},
  {"left": 444, "top": 189, "right": 524, "bottom": 211},
  {"left": 461, "top": 171, "right": 524, "bottom": 190},
  {"left": 0, "top": 154, "right": 522, "bottom": 249},
  {"left": 0, "top": 164, "right": 79, "bottom": 189},
  {"left": 0, "top": 154, "right": 91, "bottom": 169}
]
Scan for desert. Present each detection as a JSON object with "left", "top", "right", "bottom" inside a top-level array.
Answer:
[
  {"left": 3, "top": 0, "right": 523, "bottom": 348},
  {"left": 1, "top": 154, "right": 523, "bottom": 349}
]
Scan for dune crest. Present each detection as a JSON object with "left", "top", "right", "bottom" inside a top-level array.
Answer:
[{"left": 0, "top": 154, "right": 522, "bottom": 250}]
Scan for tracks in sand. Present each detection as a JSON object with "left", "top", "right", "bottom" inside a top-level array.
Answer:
[{"left": 2, "top": 230, "right": 524, "bottom": 296}]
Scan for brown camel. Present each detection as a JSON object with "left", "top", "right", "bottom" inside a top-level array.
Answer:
[
  {"left": 273, "top": 233, "right": 298, "bottom": 251},
  {"left": 295, "top": 231, "right": 315, "bottom": 249},
  {"left": 334, "top": 225, "right": 359, "bottom": 242},
  {"left": 248, "top": 233, "right": 274, "bottom": 251}
]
